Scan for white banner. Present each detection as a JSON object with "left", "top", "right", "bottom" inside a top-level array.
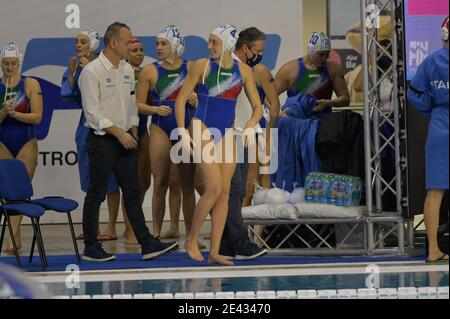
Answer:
[{"left": 0, "top": 0, "right": 303, "bottom": 223}]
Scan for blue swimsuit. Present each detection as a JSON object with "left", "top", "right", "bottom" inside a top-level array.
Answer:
[
  {"left": 195, "top": 58, "right": 243, "bottom": 144},
  {"left": 150, "top": 61, "right": 195, "bottom": 142},
  {"left": 0, "top": 78, "right": 36, "bottom": 157},
  {"left": 287, "top": 58, "right": 334, "bottom": 117}
]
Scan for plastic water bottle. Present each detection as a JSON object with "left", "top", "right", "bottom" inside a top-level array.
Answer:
[
  {"left": 320, "top": 174, "right": 330, "bottom": 203},
  {"left": 313, "top": 173, "right": 323, "bottom": 203},
  {"left": 305, "top": 173, "right": 315, "bottom": 202},
  {"left": 328, "top": 175, "right": 336, "bottom": 205},
  {"left": 334, "top": 175, "right": 346, "bottom": 206},
  {"left": 343, "top": 176, "right": 352, "bottom": 207},
  {"left": 350, "top": 176, "right": 362, "bottom": 206}
]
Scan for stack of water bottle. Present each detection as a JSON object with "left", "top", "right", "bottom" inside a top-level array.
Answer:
[{"left": 304, "top": 172, "right": 362, "bottom": 207}]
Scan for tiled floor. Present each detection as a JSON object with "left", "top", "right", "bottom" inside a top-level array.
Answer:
[{"left": 1, "top": 221, "right": 212, "bottom": 256}]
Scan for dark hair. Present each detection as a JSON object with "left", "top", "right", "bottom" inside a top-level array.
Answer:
[
  {"left": 235, "top": 27, "right": 266, "bottom": 50},
  {"left": 104, "top": 22, "right": 130, "bottom": 47}
]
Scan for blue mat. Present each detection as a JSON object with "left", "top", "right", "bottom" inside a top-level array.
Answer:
[{"left": 0, "top": 252, "right": 425, "bottom": 273}]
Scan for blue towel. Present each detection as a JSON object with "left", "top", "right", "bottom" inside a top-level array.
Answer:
[
  {"left": 273, "top": 117, "right": 320, "bottom": 192},
  {"left": 281, "top": 93, "right": 317, "bottom": 119}
]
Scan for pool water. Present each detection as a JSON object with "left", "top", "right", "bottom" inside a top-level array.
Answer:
[{"left": 45, "top": 271, "right": 449, "bottom": 297}]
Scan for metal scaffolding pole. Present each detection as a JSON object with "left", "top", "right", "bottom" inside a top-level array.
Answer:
[
  {"left": 361, "top": 0, "right": 407, "bottom": 214},
  {"left": 361, "top": 0, "right": 373, "bottom": 214},
  {"left": 361, "top": 0, "right": 410, "bottom": 255}
]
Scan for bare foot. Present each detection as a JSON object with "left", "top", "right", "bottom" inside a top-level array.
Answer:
[
  {"left": 6, "top": 247, "right": 21, "bottom": 256},
  {"left": 97, "top": 233, "right": 118, "bottom": 241},
  {"left": 99, "top": 226, "right": 117, "bottom": 240},
  {"left": 160, "top": 228, "right": 180, "bottom": 239},
  {"left": 427, "top": 249, "right": 450, "bottom": 262},
  {"left": 6, "top": 246, "right": 22, "bottom": 256},
  {"left": 6, "top": 239, "right": 22, "bottom": 255},
  {"left": 198, "top": 241, "right": 207, "bottom": 250},
  {"left": 185, "top": 241, "right": 205, "bottom": 262},
  {"left": 208, "top": 253, "right": 235, "bottom": 266},
  {"left": 203, "top": 233, "right": 211, "bottom": 240},
  {"left": 17, "top": 228, "right": 22, "bottom": 247},
  {"left": 123, "top": 230, "right": 139, "bottom": 245}
]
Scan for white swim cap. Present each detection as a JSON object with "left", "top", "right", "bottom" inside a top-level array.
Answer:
[
  {"left": 211, "top": 24, "right": 239, "bottom": 52},
  {"left": 80, "top": 29, "right": 100, "bottom": 53},
  {"left": 1, "top": 42, "right": 22, "bottom": 61},
  {"left": 158, "top": 25, "right": 185, "bottom": 57},
  {"left": 307, "top": 32, "right": 331, "bottom": 55}
]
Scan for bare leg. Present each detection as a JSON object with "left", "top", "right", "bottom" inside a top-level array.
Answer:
[
  {"left": 260, "top": 172, "right": 271, "bottom": 189},
  {"left": 195, "top": 168, "right": 205, "bottom": 196},
  {"left": 185, "top": 120, "right": 222, "bottom": 262},
  {"left": 243, "top": 134, "right": 271, "bottom": 206},
  {"left": 176, "top": 163, "right": 194, "bottom": 234},
  {"left": 258, "top": 130, "right": 273, "bottom": 240},
  {"left": 243, "top": 161, "right": 259, "bottom": 207},
  {"left": 424, "top": 189, "right": 448, "bottom": 261},
  {"left": 177, "top": 162, "right": 207, "bottom": 248},
  {"left": 207, "top": 131, "right": 236, "bottom": 266},
  {"left": 253, "top": 133, "right": 271, "bottom": 243},
  {"left": 193, "top": 170, "right": 210, "bottom": 242},
  {"left": 260, "top": 127, "right": 272, "bottom": 189},
  {"left": 161, "top": 165, "right": 182, "bottom": 239},
  {"left": 5, "top": 140, "right": 38, "bottom": 254},
  {"left": 149, "top": 125, "right": 172, "bottom": 238}
]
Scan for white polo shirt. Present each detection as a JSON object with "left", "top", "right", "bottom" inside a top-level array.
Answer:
[{"left": 78, "top": 51, "right": 138, "bottom": 135}]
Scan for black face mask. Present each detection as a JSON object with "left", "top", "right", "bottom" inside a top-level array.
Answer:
[
  {"left": 246, "top": 49, "right": 263, "bottom": 67},
  {"left": 378, "top": 54, "right": 392, "bottom": 71}
]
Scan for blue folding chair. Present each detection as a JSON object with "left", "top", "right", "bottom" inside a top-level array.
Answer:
[
  {"left": 0, "top": 163, "right": 47, "bottom": 270},
  {"left": 0, "top": 205, "right": 46, "bottom": 270},
  {"left": 0, "top": 159, "right": 80, "bottom": 267}
]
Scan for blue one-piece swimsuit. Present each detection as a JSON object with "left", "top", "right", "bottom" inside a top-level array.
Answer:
[
  {"left": 150, "top": 61, "right": 195, "bottom": 143},
  {"left": 0, "top": 77, "right": 36, "bottom": 157},
  {"left": 194, "top": 58, "right": 243, "bottom": 144}
]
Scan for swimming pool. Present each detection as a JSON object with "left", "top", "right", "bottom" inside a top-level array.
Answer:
[{"left": 42, "top": 268, "right": 448, "bottom": 299}]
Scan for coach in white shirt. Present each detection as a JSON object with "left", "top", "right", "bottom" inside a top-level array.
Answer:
[{"left": 78, "top": 22, "right": 178, "bottom": 262}]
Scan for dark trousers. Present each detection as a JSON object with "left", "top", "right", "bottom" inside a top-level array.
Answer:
[
  {"left": 221, "top": 148, "right": 251, "bottom": 250},
  {"left": 82, "top": 131, "right": 153, "bottom": 247}
]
